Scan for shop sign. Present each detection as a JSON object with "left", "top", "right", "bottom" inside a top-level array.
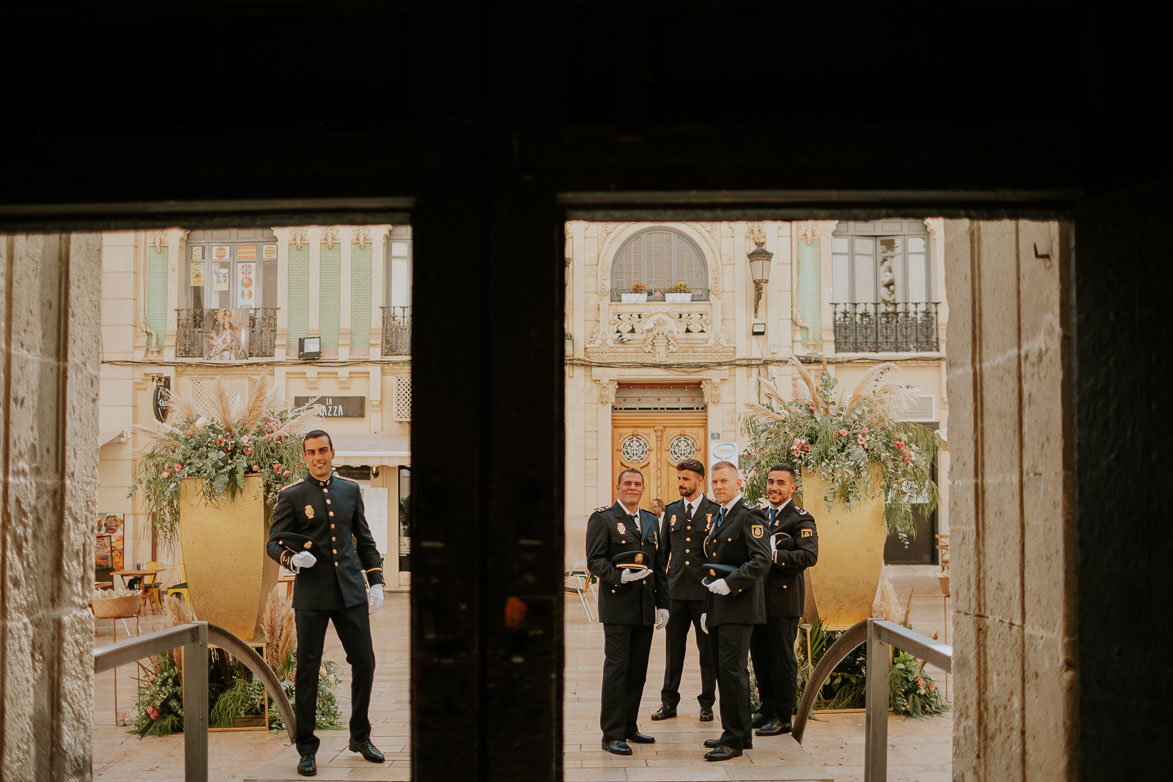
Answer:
[
  {"left": 152, "top": 377, "right": 171, "bottom": 423},
  {"left": 294, "top": 395, "right": 366, "bottom": 418}
]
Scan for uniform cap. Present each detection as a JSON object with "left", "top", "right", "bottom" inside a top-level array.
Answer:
[
  {"left": 611, "top": 550, "right": 650, "bottom": 570},
  {"left": 701, "top": 562, "right": 738, "bottom": 586}
]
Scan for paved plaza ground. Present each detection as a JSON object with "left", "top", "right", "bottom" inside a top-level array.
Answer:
[{"left": 93, "top": 566, "right": 951, "bottom": 781}]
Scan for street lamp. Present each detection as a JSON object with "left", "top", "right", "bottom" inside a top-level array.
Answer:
[{"left": 748, "top": 240, "right": 773, "bottom": 318}]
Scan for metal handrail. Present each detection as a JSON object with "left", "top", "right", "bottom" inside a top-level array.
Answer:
[
  {"left": 94, "top": 621, "right": 298, "bottom": 781},
  {"left": 865, "top": 619, "right": 952, "bottom": 781}
]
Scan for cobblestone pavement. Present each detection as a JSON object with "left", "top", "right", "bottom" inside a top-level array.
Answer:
[{"left": 94, "top": 566, "right": 951, "bottom": 781}]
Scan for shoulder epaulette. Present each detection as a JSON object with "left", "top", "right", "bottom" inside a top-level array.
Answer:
[
  {"left": 278, "top": 480, "right": 304, "bottom": 494},
  {"left": 594, "top": 505, "right": 609, "bottom": 513},
  {"left": 795, "top": 507, "right": 808, "bottom": 515}
]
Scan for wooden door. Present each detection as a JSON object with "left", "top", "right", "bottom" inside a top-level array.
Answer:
[{"left": 611, "top": 413, "right": 708, "bottom": 511}]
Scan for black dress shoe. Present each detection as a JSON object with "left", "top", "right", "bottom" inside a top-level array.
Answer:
[
  {"left": 705, "top": 737, "right": 751, "bottom": 749},
  {"left": 704, "top": 744, "right": 743, "bottom": 761},
  {"left": 348, "top": 739, "right": 385, "bottom": 763},
  {"left": 296, "top": 753, "right": 317, "bottom": 776},
  {"left": 755, "top": 718, "right": 792, "bottom": 736},
  {"left": 602, "top": 739, "right": 632, "bottom": 755},
  {"left": 626, "top": 732, "right": 655, "bottom": 744},
  {"left": 750, "top": 711, "right": 769, "bottom": 728},
  {"left": 699, "top": 706, "right": 714, "bottom": 721},
  {"left": 650, "top": 704, "right": 677, "bottom": 720}
]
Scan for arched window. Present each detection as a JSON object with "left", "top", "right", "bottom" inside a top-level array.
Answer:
[{"left": 610, "top": 229, "right": 709, "bottom": 301}]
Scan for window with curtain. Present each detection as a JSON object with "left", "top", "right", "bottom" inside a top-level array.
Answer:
[
  {"left": 610, "top": 229, "right": 709, "bottom": 300},
  {"left": 831, "top": 220, "right": 931, "bottom": 305}
]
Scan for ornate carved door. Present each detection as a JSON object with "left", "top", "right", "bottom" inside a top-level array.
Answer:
[{"left": 611, "top": 413, "right": 708, "bottom": 511}]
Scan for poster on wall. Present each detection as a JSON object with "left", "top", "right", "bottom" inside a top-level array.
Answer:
[
  {"left": 211, "top": 244, "right": 232, "bottom": 261},
  {"left": 236, "top": 262, "right": 256, "bottom": 306},
  {"left": 191, "top": 245, "right": 204, "bottom": 260},
  {"left": 96, "top": 513, "right": 125, "bottom": 571},
  {"left": 205, "top": 308, "right": 250, "bottom": 361},
  {"left": 189, "top": 262, "right": 205, "bottom": 287},
  {"left": 262, "top": 244, "right": 277, "bottom": 260},
  {"left": 212, "top": 264, "right": 230, "bottom": 292},
  {"left": 237, "top": 244, "right": 257, "bottom": 260}
]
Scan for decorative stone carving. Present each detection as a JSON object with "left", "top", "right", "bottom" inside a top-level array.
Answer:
[
  {"left": 587, "top": 326, "right": 604, "bottom": 348},
  {"left": 639, "top": 313, "right": 680, "bottom": 362},
  {"left": 354, "top": 226, "right": 371, "bottom": 249},
  {"left": 150, "top": 230, "right": 167, "bottom": 253},
  {"left": 700, "top": 378, "right": 722, "bottom": 404},
  {"left": 292, "top": 227, "right": 309, "bottom": 249},
  {"left": 795, "top": 221, "right": 817, "bottom": 245},
  {"left": 747, "top": 221, "right": 766, "bottom": 247},
  {"left": 323, "top": 227, "right": 339, "bottom": 249},
  {"left": 598, "top": 379, "right": 618, "bottom": 406}
]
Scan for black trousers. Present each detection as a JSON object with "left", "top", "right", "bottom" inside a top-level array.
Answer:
[
  {"left": 294, "top": 602, "right": 376, "bottom": 755},
  {"left": 708, "top": 622, "right": 754, "bottom": 750},
  {"left": 750, "top": 615, "right": 800, "bottom": 722},
  {"left": 600, "top": 623, "right": 654, "bottom": 742},
  {"left": 659, "top": 598, "right": 716, "bottom": 709}
]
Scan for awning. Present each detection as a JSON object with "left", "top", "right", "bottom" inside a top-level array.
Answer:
[
  {"left": 332, "top": 432, "right": 410, "bottom": 467},
  {"left": 98, "top": 429, "right": 130, "bottom": 449}
]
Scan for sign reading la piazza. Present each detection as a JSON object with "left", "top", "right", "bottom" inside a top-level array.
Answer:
[{"left": 294, "top": 396, "right": 365, "bottom": 418}]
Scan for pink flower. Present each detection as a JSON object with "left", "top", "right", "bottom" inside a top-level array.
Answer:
[
  {"left": 894, "top": 439, "right": 905, "bottom": 449},
  {"left": 146, "top": 705, "right": 159, "bottom": 720},
  {"left": 185, "top": 429, "right": 193, "bottom": 437},
  {"left": 282, "top": 470, "right": 291, "bottom": 477},
  {"left": 916, "top": 677, "right": 924, "bottom": 686},
  {"left": 860, "top": 426, "right": 869, "bottom": 435},
  {"left": 251, "top": 465, "right": 259, "bottom": 472},
  {"left": 244, "top": 447, "right": 252, "bottom": 456},
  {"left": 803, "top": 443, "right": 811, "bottom": 452},
  {"left": 275, "top": 434, "right": 282, "bottom": 441},
  {"left": 837, "top": 429, "right": 848, "bottom": 437},
  {"left": 273, "top": 464, "right": 282, "bottom": 472},
  {"left": 857, "top": 437, "right": 866, "bottom": 446},
  {"left": 930, "top": 683, "right": 936, "bottom": 692},
  {"left": 174, "top": 463, "right": 182, "bottom": 471},
  {"left": 161, "top": 471, "right": 170, "bottom": 479},
  {"left": 241, "top": 435, "right": 251, "bottom": 444},
  {"left": 903, "top": 455, "right": 911, "bottom": 463}
]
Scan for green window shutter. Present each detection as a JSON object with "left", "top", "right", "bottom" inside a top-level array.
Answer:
[
  {"left": 797, "top": 240, "right": 822, "bottom": 343},
  {"left": 350, "top": 242, "right": 373, "bottom": 351},
  {"left": 287, "top": 244, "right": 310, "bottom": 347},
  {"left": 319, "top": 242, "right": 341, "bottom": 350},
  {"left": 146, "top": 247, "right": 168, "bottom": 349}
]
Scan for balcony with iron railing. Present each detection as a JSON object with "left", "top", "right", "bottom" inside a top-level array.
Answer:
[
  {"left": 381, "top": 305, "right": 411, "bottom": 356},
  {"left": 832, "top": 302, "right": 941, "bottom": 353},
  {"left": 176, "top": 308, "right": 278, "bottom": 359}
]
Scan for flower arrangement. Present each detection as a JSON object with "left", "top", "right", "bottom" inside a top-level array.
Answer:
[
  {"left": 889, "top": 650, "right": 948, "bottom": 718},
  {"left": 668, "top": 280, "right": 691, "bottom": 293},
  {"left": 133, "top": 653, "right": 184, "bottom": 736},
  {"left": 741, "top": 358, "right": 939, "bottom": 542},
  {"left": 129, "top": 377, "right": 321, "bottom": 543},
  {"left": 630, "top": 281, "right": 647, "bottom": 294}
]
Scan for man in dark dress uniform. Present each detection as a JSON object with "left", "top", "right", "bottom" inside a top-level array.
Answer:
[
  {"left": 651, "top": 458, "right": 721, "bottom": 722},
  {"left": 266, "top": 430, "right": 386, "bottom": 777},
  {"left": 749, "top": 464, "right": 818, "bottom": 737},
  {"left": 585, "top": 467, "right": 670, "bottom": 756},
  {"left": 698, "top": 460, "right": 772, "bottom": 761}
]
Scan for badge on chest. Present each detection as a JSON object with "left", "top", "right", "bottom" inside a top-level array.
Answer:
[{"left": 304, "top": 505, "right": 315, "bottom": 520}]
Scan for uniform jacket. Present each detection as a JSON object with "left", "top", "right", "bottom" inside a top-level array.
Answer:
[
  {"left": 762, "top": 501, "right": 818, "bottom": 618},
  {"left": 266, "top": 474, "right": 384, "bottom": 611},
  {"left": 657, "top": 495, "right": 722, "bottom": 601},
  {"left": 585, "top": 502, "right": 668, "bottom": 625},
  {"left": 701, "top": 498, "right": 771, "bottom": 627}
]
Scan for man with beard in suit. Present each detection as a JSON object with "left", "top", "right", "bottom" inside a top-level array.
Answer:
[
  {"left": 585, "top": 467, "right": 670, "bottom": 756},
  {"left": 698, "top": 461, "right": 772, "bottom": 761},
  {"left": 650, "top": 458, "right": 721, "bottom": 722},
  {"left": 749, "top": 464, "right": 818, "bottom": 738}
]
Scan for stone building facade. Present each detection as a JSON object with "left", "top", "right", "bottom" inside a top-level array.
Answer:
[
  {"left": 564, "top": 219, "right": 950, "bottom": 566},
  {"left": 98, "top": 225, "right": 413, "bottom": 590}
]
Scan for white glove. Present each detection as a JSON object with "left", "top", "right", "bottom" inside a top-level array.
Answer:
[
  {"left": 368, "top": 583, "right": 384, "bottom": 615},
  {"left": 620, "top": 567, "right": 652, "bottom": 583},
  {"left": 707, "top": 578, "right": 731, "bottom": 596},
  {"left": 655, "top": 608, "right": 670, "bottom": 630},
  {"left": 700, "top": 613, "right": 708, "bottom": 634},
  {"left": 290, "top": 551, "right": 316, "bottom": 571}
]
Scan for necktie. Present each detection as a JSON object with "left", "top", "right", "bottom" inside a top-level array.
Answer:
[
  {"left": 769, "top": 507, "right": 776, "bottom": 524},
  {"left": 631, "top": 514, "right": 640, "bottom": 534},
  {"left": 715, "top": 507, "right": 726, "bottom": 528},
  {"left": 685, "top": 502, "right": 693, "bottom": 522}
]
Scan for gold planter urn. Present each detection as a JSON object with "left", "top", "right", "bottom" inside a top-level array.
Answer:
[
  {"left": 178, "top": 474, "right": 278, "bottom": 641},
  {"left": 800, "top": 467, "right": 886, "bottom": 630}
]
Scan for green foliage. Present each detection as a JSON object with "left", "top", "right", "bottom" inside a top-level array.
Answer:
[
  {"left": 742, "top": 365, "right": 939, "bottom": 541},
  {"left": 132, "top": 654, "right": 184, "bottom": 737},
  {"left": 128, "top": 407, "right": 312, "bottom": 542},
  {"left": 889, "top": 650, "right": 948, "bottom": 718},
  {"left": 210, "top": 674, "right": 267, "bottom": 728},
  {"left": 268, "top": 651, "right": 343, "bottom": 732}
]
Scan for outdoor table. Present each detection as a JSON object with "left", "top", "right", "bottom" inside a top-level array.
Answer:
[{"left": 110, "top": 568, "right": 160, "bottom": 589}]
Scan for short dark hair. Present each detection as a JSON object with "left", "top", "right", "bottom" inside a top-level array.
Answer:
[
  {"left": 303, "top": 429, "right": 334, "bottom": 451},
  {"left": 676, "top": 458, "right": 705, "bottom": 477},
  {"left": 617, "top": 467, "right": 644, "bottom": 485},
  {"left": 768, "top": 463, "right": 797, "bottom": 481}
]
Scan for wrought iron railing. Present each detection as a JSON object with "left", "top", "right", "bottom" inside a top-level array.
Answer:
[
  {"left": 382, "top": 305, "right": 411, "bottom": 356},
  {"left": 832, "top": 302, "right": 940, "bottom": 353},
  {"left": 175, "top": 308, "right": 278, "bottom": 359}
]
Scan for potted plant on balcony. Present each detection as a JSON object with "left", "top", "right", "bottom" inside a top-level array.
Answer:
[
  {"left": 740, "top": 358, "right": 938, "bottom": 629},
  {"left": 620, "top": 281, "right": 648, "bottom": 303},
  {"left": 664, "top": 280, "right": 693, "bottom": 303},
  {"left": 130, "top": 377, "right": 321, "bottom": 641}
]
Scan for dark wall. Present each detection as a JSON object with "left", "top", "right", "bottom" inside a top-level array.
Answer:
[{"left": 3, "top": 2, "right": 1169, "bottom": 779}]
